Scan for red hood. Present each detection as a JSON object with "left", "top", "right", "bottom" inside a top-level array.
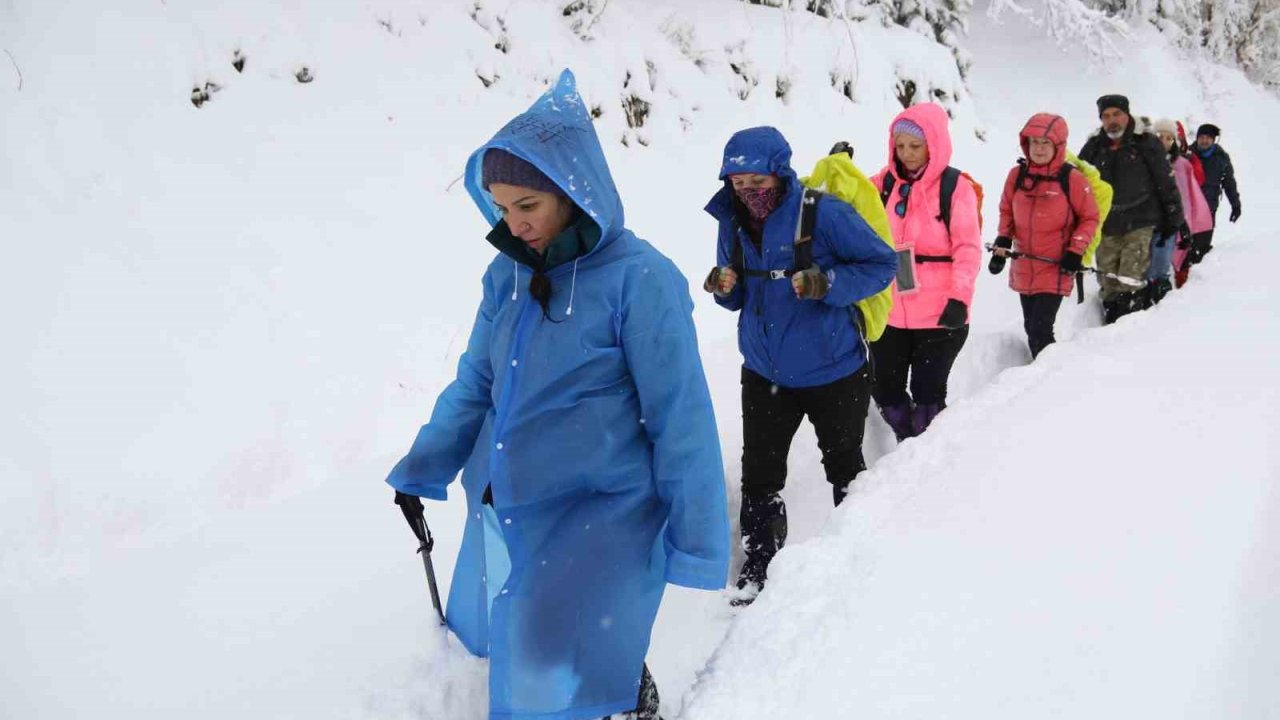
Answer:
[{"left": 1019, "top": 113, "right": 1069, "bottom": 173}]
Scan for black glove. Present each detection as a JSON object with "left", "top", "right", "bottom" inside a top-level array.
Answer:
[
  {"left": 1177, "top": 222, "right": 1192, "bottom": 250},
  {"left": 1059, "top": 251, "right": 1083, "bottom": 275},
  {"left": 829, "top": 141, "right": 853, "bottom": 158},
  {"left": 1230, "top": 205, "right": 1241, "bottom": 223},
  {"left": 791, "top": 265, "right": 830, "bottom": 300},
  {"left": 394, "top": 490, "right": 424, "bottom": 516},
  {"left": 938, "top": 299, "right": 968, "bottom": 329},
  {"left": 988, "top": 236, "right": 1013, "bottom": 275}
]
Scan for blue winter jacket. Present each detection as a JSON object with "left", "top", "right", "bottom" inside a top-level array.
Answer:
[
  {"left": 705, "top": 127, "right": 899, "bottom": 388},
  {"left": 386, "top": 70, "right": 730, "bottom": 720}
]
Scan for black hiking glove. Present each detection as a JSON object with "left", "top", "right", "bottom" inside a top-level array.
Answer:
[
  {"left": 1177, "top": 222, "right": 1192, "bottom": 250},
  {"left": 988, "top": 236, "right": 1013, "bottom": 274},
  {"left": 829, "top": 141, "right": 854, "bottom": 158},
  {"left": 938, "top": 299, "right": 968, "bottom": 329},
  {"left": 791, "top": 265, "right": 829, "bottom": 300},
  {"left": 1230, "top": 205, "right": 1241, "bottom": 223},
  {"left": 394, "top": 490, "right": 424, "bottom": 517},
  {"left": 1059, "top": 251, "right": 1083, "bottom": 275}
]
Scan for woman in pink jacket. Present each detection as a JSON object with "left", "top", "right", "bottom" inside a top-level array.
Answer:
[
  {"left": 989, "top": 113, "right": 1100, "bottom": 359},
  {"left": 869, "top": 103, "right": 982, "bottom": 440},
  {"left": 1153, "top": 118, "right": 1214, "bottom": 289}
]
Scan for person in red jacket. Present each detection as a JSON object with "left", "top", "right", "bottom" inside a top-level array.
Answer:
[{"left": 989, "top": 113, "right": 1100, "bottom": 359}]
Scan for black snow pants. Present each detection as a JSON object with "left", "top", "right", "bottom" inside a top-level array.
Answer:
[
  {"left": 740, "top": 364, "right": 872, "bottom": 502},
  {"left": 870, "top": 324, "right": 969, "bottom": 408},
  {"left": 1020, "top": 293, "right": 1065, "bottom": 360}
]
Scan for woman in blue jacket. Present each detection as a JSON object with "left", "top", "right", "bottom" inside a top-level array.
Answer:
[
  {"left": 703, "top": 127, "right": 898, "bottom": 605},
  {"left": 387, "top": 70, "right": 730, "bottom": 720}
]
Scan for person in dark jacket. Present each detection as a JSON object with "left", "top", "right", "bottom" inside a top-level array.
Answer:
[
  {"left": 704, "top": 126, "right": 898, "bottom": 605},
  {"left": 1188, "top": 123, "right": 1242, "bottom": 264},
  {"left": 1078, "top": 94, "right": 1183, "bottom": 323}
]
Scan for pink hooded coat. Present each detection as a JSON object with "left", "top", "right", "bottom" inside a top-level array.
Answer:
[
  {"left": 871, "top": 104, "right": 982, "bottom": 329},
  {"left": 1171, "top": 153, "right": 1213, "bottom": 271},
  {"left": 997, "top": 113, "right": 1100, "bottom": 296}
]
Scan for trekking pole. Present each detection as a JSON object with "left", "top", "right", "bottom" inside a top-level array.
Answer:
[
  {"left": 394, "top": 491, "right": 446, "bottom": 626},
  {"left": 984, "top": 243, "right": 1146, "bottom": 289}
]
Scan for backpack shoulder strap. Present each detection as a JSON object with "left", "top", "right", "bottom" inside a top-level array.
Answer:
[
  {"left": 729, "top": 219, "right": 744, "bottom": 276},
  {"left": 879, "top": 173, "right": 896, "bottom": 206},
  {"left": 938, "top": 166, "right": 961, "bottom": 232},
  {"left": 1057, "top": 162, "right": 1075, "bottom": 196},
  {"left": 793, "top": 189, "right": 821, "bottom": 271}
]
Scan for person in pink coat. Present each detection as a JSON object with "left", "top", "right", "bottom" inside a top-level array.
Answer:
[
  {"left": 1153, "top": 118, "right": 1214, "bottom": 289},
  {"left": 869, "top": 103, "right": 982, "bottom": 440},
  {"left": 989, "top": 113, "right": 1100, "bottom": 359}
]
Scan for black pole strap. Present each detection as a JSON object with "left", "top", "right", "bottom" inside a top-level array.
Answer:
[{"left": 396, "top": 495, "right": 446, "bottom": 626}]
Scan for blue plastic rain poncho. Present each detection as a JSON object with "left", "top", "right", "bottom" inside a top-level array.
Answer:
[
  {"left": 386, "top": 70, "right": 730, "bottom": 720},
  {"left": 706, "top": 127, "right": 899, "bottom": 388}
]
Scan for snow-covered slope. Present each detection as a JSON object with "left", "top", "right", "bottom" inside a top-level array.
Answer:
[{"left": 3, "top": 1, "right": 1277, "bottom": 718}]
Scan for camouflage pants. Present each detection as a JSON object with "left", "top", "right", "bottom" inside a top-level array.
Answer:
[{"left": 1095, "top": 227, "right": 1152, "bottom": 301}]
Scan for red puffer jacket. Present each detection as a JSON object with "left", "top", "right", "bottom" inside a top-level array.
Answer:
[{"left": 997, "top": 113, "right": 1100, "bottom": 297}]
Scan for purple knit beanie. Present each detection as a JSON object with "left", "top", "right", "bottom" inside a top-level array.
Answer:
[
  {"left": 481, "top": 149, "right": 562, "bottom": 194},
  {"left": 891, "top": 118, "right": 927, "bottom": 142}
]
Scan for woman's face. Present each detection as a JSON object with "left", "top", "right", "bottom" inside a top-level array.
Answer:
[
  {"left": 1157, "top": 131, "right": 1176, "bottom": 152},
  {"left": 489, "top": 183, "right": 575, "bottom": 253},
  {"left": 730, "top": 173, "right": 780, "bottom": 198},
  {"left": 1027, "top": 136, "right": 1056, "bottom": 166},
  {"left": 894, "top": 134, "right": 929, "bottom": 172}
]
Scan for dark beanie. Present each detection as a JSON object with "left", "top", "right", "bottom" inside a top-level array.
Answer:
[
  {"left": 1096, "top": 94, "right": 1130, "bottom": 117},
  {"left": 481, "top": 149, "right": 562, "bottom": 194},
  {"left": 1196, "top": 123, "right": 1221, "bottom": 139}
]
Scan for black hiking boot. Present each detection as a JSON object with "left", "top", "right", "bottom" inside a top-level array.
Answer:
[
  {"left": 1149, "top": 278, "right": 1172, "bottom": 305},
  {"left": 730, "top": 491, "right": 787, "bottom": 607}
]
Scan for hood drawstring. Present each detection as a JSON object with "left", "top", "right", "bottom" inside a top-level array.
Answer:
[
  {"left": 511, "top": 259, "right": 519, "bottom": 301},
  {"left": 565, "top": 258, "right": 580, "bottom": 317}
]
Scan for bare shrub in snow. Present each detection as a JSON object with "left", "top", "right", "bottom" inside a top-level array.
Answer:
[
  {"left": 661, "top": 16, "right": 713, "bottom": 70},
  {"left": 563, "top": 0, "right": 610, "bottom": 41},
  {"left": 724, "top": 41, "right": 760, "bottom": 100},
  {"left": 986, "top": 0, "right": 1128, "bottom": 62},
  {"left": 470, "top": 2, "right": 511, "bottom": 53},
  {"left": 735, "top": 0, "right": 973, "bottom": 82}
]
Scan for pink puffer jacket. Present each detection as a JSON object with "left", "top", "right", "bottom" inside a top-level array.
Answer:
[
  {"left": 1173, "top": 155, "right": 1213, "bottom": 234},
  {"left": 870, "top": 104, "right": 982, "bottom": 329}
]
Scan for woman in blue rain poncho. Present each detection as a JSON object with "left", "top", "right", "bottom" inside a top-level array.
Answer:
[{"left": 386, "top": 70, "right": 730, "bottom": 720}]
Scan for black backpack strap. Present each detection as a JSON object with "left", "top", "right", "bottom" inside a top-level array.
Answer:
[
  {"left": 793, "top": 189, "right": 820, "bottom": 271},
  {"left": 729, "top": 219, "right": 745, "bottom": 278},
  {"left": 1057, "top": 163, "right": 1074, "bottom": 196},
  {"left": 879, "top": 173, "right": 896, "bottom": 206},
  {"left": 938, "top": 166, "right": 961, "bottom": 232}
]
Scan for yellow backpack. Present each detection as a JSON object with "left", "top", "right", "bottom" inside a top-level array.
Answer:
[
  {"left": 1063, "top": 150, "right": 1113, "bottom": 267},
  {"left": 799, "top": 152, "right": 896, "bottom": 342}
]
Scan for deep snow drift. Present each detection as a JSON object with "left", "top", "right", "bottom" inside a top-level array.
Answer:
[{"left": 2, "top": 1, "right": 1277, "bottom": 718}]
